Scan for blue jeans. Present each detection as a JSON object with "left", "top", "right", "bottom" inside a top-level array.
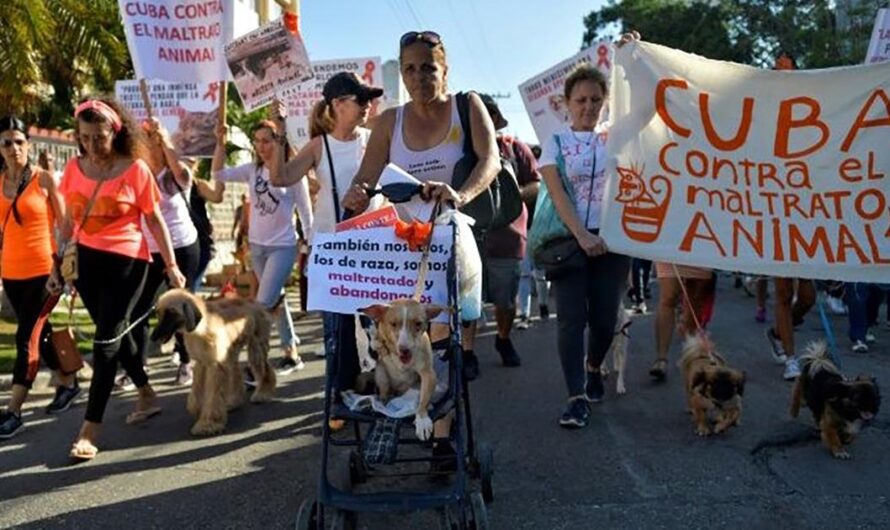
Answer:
[
  {"left": 518, "top": 248, "right": 549, "bottom": 317},
  {"left": 251, "top": 243, "right": 298, "bottom": 349},
  {"left": 845, "top": 282, "right": 870, "bottom": 342}
]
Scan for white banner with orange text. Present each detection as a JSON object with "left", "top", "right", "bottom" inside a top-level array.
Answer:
[{"left": 600, "top": 42, "right": 890, "bottom": 282}]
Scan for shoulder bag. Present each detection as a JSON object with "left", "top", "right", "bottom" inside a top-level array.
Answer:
[{"left": 60, "top": 174, "right": 104, "bottom": 284}]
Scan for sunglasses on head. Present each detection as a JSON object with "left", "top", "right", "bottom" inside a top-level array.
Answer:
[
  {"left": 399, "top": 31, "right": 442, "bottom": 49},
  {"left": 367, "top": 182, "right": 423, "bottom": 203},
  {"left": 1, "top": 139, "right": 26, "bottom": 148}
]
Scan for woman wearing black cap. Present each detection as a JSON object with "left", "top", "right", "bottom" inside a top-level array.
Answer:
[{"left": 268, "top": 72, "right": 384, "bottom": 397}]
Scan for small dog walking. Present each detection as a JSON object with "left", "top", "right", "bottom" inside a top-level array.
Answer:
[
  {"left": 679, "top": 334, "right": 746, "bottom": 437},
  {"left": 601, "top": 305, "right": 631, "bottom": 395},
  {"left": 791, "top": 341, "right": 881, "bottom": 459},
  {"left": 152, "top": 289, "right": 276, "bottom": 436}
]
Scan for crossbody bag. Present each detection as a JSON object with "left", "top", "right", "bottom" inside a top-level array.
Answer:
[{"left": 60, "top": 173, "right": 105, "bottom": 284}]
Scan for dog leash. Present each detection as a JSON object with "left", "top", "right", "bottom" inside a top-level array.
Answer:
[
  {"left": 671, "top": 263, "right": 716, "bottom": 358},
  {"left": 812, "top": 279, "right": 842, "bottom": 369},
  {"left": 93, "top": 305, "right": 157, "bottom": 345},
  {"left": 411, "top": 200, "right": 443, "bottom": 302}
]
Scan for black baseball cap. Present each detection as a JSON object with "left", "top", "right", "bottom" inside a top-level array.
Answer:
[
  {"left": 323, "top": 72, "right": 384, "bottom": 104},
  {"left": 480, "top": 94, "right": 508, "bottom": 129}
]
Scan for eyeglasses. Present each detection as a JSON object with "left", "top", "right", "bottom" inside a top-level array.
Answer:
[
  {"left": 0, "top": 139, "right": 26, "bottom": 149},
  {"left": 367, "top": 182, "right": 423, "bottom": 203},
  {"left": 399, "top": 31, "right": 442, "bottom": 49}
]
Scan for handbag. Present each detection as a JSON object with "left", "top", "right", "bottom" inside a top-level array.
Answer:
[
  {"left": 60, "top": 175, "right": 105, "bottom": 284},
  {"left": 451, "top": 92, "right": 523, "bottom": 232},
  {"left": 30, "top": 293, "right": 84, "bottom": 377},
  {"left": 529, "top": 133, "right": 598, "bottom": 278},
  {"left": 51, "top": 327, "right": 84, "bottom": 375}
]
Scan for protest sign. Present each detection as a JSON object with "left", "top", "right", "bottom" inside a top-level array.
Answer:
[
  {"left": 307, "top": 227, "right": 452, "bottom": 315},
  {"left": 116, "top": 80, "right": 221, "bottom": 157},
  {"left": 224, "top": 15, "right": 313, "bottom": 112},
  {"left": 280, "top": 57, "right": 383, "bottom": 146},
  {"left": 599, "top": 41, "right": 890, "bottom": 282},
  {"left": 118, "top": 0, "right": 232, "bottom": 82},
  {"left": 335, "top": 205, "right": 399, "bottom": 232},
  {"left": 518, "top": 42, "right": 612, "bottom": 144},
  {"left": 866, "top": 8, "right": 890, "bottom": 64}
]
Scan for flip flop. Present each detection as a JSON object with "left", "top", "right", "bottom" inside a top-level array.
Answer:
[
  {"left": 649, "top": 359, "right": 668, "bottom": 381},
  {"left": 69, "top": 440, "right": 98, "bottom": 462},
  {"left": 125, "top": 406, "right": 162, "bottom": 425}
]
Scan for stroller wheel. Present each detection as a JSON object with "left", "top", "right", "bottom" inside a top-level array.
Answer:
[
  {"left": 468, "top": 492, "right": 489, "bottom": 530},
  {"left": 478, "top": 444, "right": 494, "bottom": 504},
  {"left": 295, "top": 498, "right": 318, "bottom": 530}
]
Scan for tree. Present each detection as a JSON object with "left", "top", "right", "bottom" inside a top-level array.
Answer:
[{"left": 582, "top": 0, "right": 755, "bottom": 63}]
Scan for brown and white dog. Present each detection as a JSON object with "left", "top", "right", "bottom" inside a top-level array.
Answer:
[
  {"left": 361, "top": 299, "right": 444, "bottom": 441},
  {"left": 791, "top": 341, "right": 881, "bottom": 459},
  {"left": 151, "top": 289, "right": 276, "bottom": 436},
  {"left": 679, "top": 334, "right": 746, "bottom": 437},
  {"left": 601, "top": 305, "right": 631, "bottom": 395}
]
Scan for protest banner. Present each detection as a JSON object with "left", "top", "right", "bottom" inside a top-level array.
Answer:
[
  {"left": 518, "top": 42, "right": 612, "bottom": 144},
  {"left": 866, "top": 8, "right": 890, "bottom": 64},
  {"left": 224, "top": 15, "right": 313, "bottom": 112},
  {"left": 599, "top": 41, "right": 890, "bottom": 283},
  {"left": 118, "top": 0, "right": 232, "bottom": 82},
  {"left": 307, "top": 227, "right": 452, "bottom": 315},
  {"left": 116, "top": 80, "right": 221, "bottom": 157}
]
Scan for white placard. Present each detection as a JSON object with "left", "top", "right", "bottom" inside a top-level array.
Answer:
[{"left": 866, "top": 8, "right": 890, "bottom": 64}]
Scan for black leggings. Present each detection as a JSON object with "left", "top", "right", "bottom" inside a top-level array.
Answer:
[
  {"left": 3, "top": 275, "right": 60, "bottom": 388},
  {"left": 132, "top": 242, "right": 201, "bottom": 365},
  {"left": 74, "top": 245, "right": 148, "bottom": 424}
]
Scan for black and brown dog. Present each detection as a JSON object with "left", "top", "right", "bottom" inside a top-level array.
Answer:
[
  {"left": 679, "top": 334, "right": 746, "bottom": 437},
  {"left": 791, "top": 341, "right": 881, "bottom": 459}
]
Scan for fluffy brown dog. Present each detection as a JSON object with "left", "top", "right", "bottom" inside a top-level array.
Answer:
[
  {"left": 361, "top": 299, "right": 444, "bottom": 441},
  {"left": 791, "top": 341, "right": 881, "bottom": 459},
  {"left": 679, "top": 334, "right": 746, "bottom": 436},
  {"left": 151, "top": 289, "right": 276, "bottom": 436}
]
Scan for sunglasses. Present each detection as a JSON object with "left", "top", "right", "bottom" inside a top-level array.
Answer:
[
  {"left": 367, "top": 182, "right": 423, "bottom": 203},
  {"left": 399, "top": 31, "right": 442, "bottom": 49},
  {"left": 0, "top": 139, "right": 26, "bottom": 149},
  {"left": 337, "top": 94, "right": 371, "bottom": 106}
]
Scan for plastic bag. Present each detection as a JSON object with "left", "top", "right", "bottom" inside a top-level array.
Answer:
[{"left": 436, "top": 209, "right": 482, "bottom": 321}]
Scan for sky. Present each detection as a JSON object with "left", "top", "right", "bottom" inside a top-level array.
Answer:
[{"left": 298, "top": 0, "right": 607, "bottom": 145}]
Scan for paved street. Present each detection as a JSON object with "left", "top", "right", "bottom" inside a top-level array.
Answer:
[{"left": 2, "top": 278, "right": 890, "bottom": 529}]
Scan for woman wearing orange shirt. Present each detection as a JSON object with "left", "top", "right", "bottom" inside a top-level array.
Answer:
[
  {"left": 59, "top": 98, "right": 185, "bottom": 461},
  {"left": 0, "top": 117, "right": 79, "bottom": 440}
]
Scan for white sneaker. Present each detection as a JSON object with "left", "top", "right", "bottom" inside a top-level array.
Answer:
[
  {"left": 783, "top": 358, "right": 801, "bottom": 381},
  {"left": 516, "top": 316, "right": 531, "bottom": 330},
  {"left": 865, "top": 332, "right": 876, "bottom": 344},
  {"left": 852, "top": 340, "right": 869, "bottom": 353},
  {"left": 826, "top": 296, "right": 848, "bottom": 315}
]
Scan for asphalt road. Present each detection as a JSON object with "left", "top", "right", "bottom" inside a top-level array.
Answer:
[{"left": 2, "top": 278, "right": 890, "bottom": 529}]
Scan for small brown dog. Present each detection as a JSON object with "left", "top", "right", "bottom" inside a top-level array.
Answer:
[
  {"left": 791, "top": 341, "right": 881, "bottom": 459},
  {"left": 679, "top": 334, "right": 746, "bottom": 436},
  {"left": 361, "top": 299, "right": 444, "bottom": 441},
  {"left": 152, "top": 289, "right": 276, "bottom": 436}
]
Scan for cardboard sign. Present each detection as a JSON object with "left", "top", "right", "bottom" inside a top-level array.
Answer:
[
  {"left": 118, "top": 0, "right": 232, "bottom": 82},
  {"left": 599, "top": 41, "right": 890, "bottom": 282},
  {"left": 116, "top": 79, "right": 221, "bottom": 157},
  {"left": 224, "top": 16, "right": 313, "bottom": 111},
  {"left": 335, "top": 205, "right": 398, "bottom": 232},
  {"left": 866, "top": 8, "right": 890, "bottom": 64},
  {"left": 307, "top": 227, "right": 451, "bottom": 314},
  {"left": 518, "top": 42, "right": 612, "bottom": 144},
  {"left": 280, "top": 57, "right": 383, "bottom": 146}
]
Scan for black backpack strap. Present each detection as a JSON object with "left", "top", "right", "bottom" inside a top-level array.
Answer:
[
  {"left": 456, "top": 92, "right": 475, "bottom": 159},
  {"left": 322, "top": 134, "right": 342, "bottom": 222}
]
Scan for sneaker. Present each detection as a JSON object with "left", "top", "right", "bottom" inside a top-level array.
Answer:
[
  {"left": 852, "top": 340, "right": 869, "bottom": 353},
  {"left": 865, "top": 332, "right": 876, "bottom": 344},
  {"left": 114, "top": 373, "right": 135, "bottom": 392},
  {"left": 276, "top": 355, "right": 305, "bottom": 376},
  {"left": 559, "top": 398, "right": 590, "bottom": 429},
  {"left": 585, "top": 371, "right": 605, "bottom": 403},
  {"left": 244, "top": 367, "right": 257, "bottom": 388},
  {"left": 539, "top": 304, "right": 550, "bottom": 321},
  {"left": 495, "top": 337, "right": 521, "bottom": 367},
  {"left": 169, "top": 352, "right": 180, "bottom": 366},
  {"left": 827, "top": 296, "right": 848, "bottom": 315},
  {"left": 46, "top": 383, "right": 81, "bottom": 414},
  {"left": 462, "top": 350, "right": 480, "bottom": 381},
  {"left": 765, "top": 328, "right": 788, "bottom": 364},
  {"left": 516, "top": 315, "right": 531, "bottom": 330},
  {"left": 0, "top": 411, "right": 24, "bottom": 440},
  {"left": 174, "top": 364, "right": 193, "bottom": 386},
  {"left": 783, "top": 357, "right": 802, "bottom": 381},
  {"left": 631, "top": 301, "right": 647, "bottom": 314},
  {"left": 754, "top": 307, "right": 766, "bottom": 323}
]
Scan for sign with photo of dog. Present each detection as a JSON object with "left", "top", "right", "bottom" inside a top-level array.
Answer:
[
  {"left": 600, "top": 41, "right": 890, "bottom": 283},
  {"left": 307, "top": 227, "right": 452, "bottom": 317}
]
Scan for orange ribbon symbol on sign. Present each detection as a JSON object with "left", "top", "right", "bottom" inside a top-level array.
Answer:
[
  {"left": 203, "top": 82, "right": 219, "bottom": 104},
  {"left": 394, "top": 219, "right": 432, "bottom": 251},
  {"left": 284, "top": 12, "right": 299, "bottom": 35},
  {"left": 597, "top": 44, "right": 610, "bottom": 70},
  {"left": 362, "top": 61, "right": 376, "bottom": 85}
]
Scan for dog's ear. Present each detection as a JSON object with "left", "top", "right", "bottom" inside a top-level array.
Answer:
[
  {"left": 150, "top": 307, "right": 181, "bottom": 343},
  {"left": 181, "top": 296, "right": 202, "bottom": 331},
  {"left": 359, "top": 304, "right": 390, "bottom": 322},
  {"left": 424, "top": 304, "right": 449, "bottom": 321},
  {"left": 734, "top": 370, "right": 747, "bottom": 396}
]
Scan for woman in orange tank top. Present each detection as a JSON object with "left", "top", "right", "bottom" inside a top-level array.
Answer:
[{"left": 0, "top": 117, "right": 80, "bottom": 441}]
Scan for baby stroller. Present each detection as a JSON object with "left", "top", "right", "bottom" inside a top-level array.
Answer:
[{"left": 296, "top": 200, "right": 494, "bottom": 530}]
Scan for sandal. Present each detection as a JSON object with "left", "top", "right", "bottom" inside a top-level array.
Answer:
[
  {"left": 125, "top": 406, "right": 162, "bottom": 425},
  {"left": 69, "top": 439, "right": 98, "bottom": 461},
  {"left": 649, "top": 359, "right": 668, "bottom": 381}
]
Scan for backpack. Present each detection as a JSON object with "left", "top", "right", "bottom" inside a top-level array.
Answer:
[{"left": 451, "top": 92, "right": 523, "bottom": 232}]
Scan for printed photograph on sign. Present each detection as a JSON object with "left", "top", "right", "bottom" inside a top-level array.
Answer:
[
  {"left": 116, "top": 80, "right": 221, "bottom": 157},
  {"left": 224, "top": 16, "right": 313, "bottom": 111}
]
